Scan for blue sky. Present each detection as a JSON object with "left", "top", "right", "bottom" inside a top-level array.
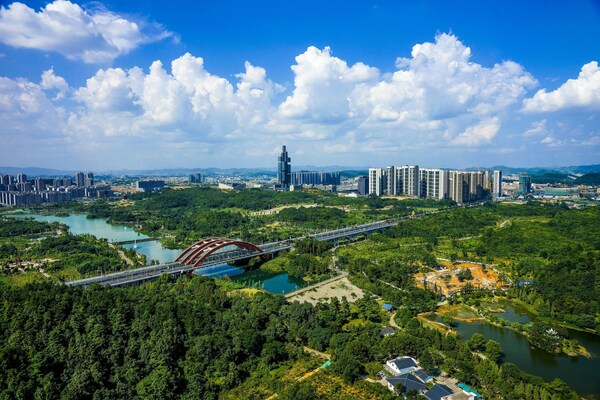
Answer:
[{"left": 0, "top": 0, "right": 599, "bottom": 170}]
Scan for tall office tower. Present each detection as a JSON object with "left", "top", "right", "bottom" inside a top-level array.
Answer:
[
  {"left": 17, "top": 173, "right": 27, "bottom": 184},
  {"left": 518, "top": 173, "right": 532, "bottom": 195},
  {"left": 357, "top": 175, "right": 369, "bottom": 195},
  {"left": 75, "top": 172, "right": 85, "bottom": 187},
  {"left": 368, "top": 168, "right": 387, "bottom": 196},
  {"left": 85, "top": 172, "right": 94, "bottom": 187},
  {"left": 386, "top": 166, "right": 396, "bottom": 195},
  {"left": 189, "top": 173, "right": 205, "bottom": 184},
  {"left": 419, "top": 169, "right": 448, "bottom": 199},
  {"left": 493, "top": 170, "right": 502, "bottom": 198},
  {"left": 277, "top": 145, "right": 291, "bottom": 189},
  {"left": 34, "top": 177, "right": 46, "bottom": 191},
  {"left": 449, "top": 171, "right": 469, "bottom": 204}
]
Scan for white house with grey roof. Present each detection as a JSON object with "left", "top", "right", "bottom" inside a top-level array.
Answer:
[{"left": 386, "top": 356, "right": 418, "bottom": 375}]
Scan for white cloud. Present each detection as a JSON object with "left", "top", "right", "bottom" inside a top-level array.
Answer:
[
  {"left": 0, "top": 76, "right": 65, "bottom": 140},
  {"left": 278, "top": 46, "right": 379, "bottom": 122},
  {"left": 0, "top": 0, "right": 174, "bottom": 63},
  {"left": 452, "top": 117, "right": 501, "bottom": 146},
  {"left": 523, "top": 61, "right": 600, "bottom": 112},
  {"left": 40, "top": 68, "right": 69, "bottom": 99},
  {"left": 1, "top": 33, "right": 598, "bottom": 168},
  {"left": 523, "top": 119, "right": 548, "bottom": 137}
]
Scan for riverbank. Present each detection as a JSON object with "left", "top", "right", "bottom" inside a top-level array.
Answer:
[{"left": 437, "top": 301, "right": 592, "bottom": 358}]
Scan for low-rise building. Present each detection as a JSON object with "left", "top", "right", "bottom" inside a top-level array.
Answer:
[
  {"left": 386, "top": 356, "right": 418, "bottom": 375},
  {"left": 386, "top": 373, "right": 427, "bottom": 395}
]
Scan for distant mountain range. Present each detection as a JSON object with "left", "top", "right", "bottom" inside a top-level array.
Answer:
[
  {"left": 1, "top": 164, "right": 599, "bottom": 178},
  {"left": 467, "top": 164, "right": 600, "bottom": 175}
]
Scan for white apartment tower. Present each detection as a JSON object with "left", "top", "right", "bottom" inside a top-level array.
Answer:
[
  {"left": 368, "top": 168, "right": 387, "bottom": 196},
  {"left": 395, "top": 166, "right": 419, "bottom": 197},
  {"left": 419, "top": 169, "right": 448, "bottom": 199},
  {"left": 386, "top": 166, "right": 396, "bottom": 196},
  {"left": 493, "top": 170, "right": 502, "bottom": 198}
]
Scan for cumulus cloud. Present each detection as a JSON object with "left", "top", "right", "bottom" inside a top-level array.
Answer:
[
  {"left": 523, "top": 61, "right": 600, "bottom": 112},
  {"left": 523, "top": 119, "right": 548, "bottom": 137},
  {"left": 452, "top": 117, "right": 501, "bottom": 146},
  {"left": 40, "top": 68, "right": 69, "bottom": 99},
  {"left": 1, "top": 33, "right": 598, "bottom": 168},
  {"left": 278, "top": 46, "right": 379, "bottom": 122},
  {"left": 0, "top": 76, "right": 65, "bottom": 139},
  {"left": 0, "top": 0, "right": 174, "bottom": 63}
]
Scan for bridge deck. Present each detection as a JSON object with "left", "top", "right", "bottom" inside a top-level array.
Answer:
[{"left": 65, "top": 204, "right": 483, "bottom": 287}]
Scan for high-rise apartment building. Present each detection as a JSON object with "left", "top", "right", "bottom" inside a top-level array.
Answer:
[
  {"left": 386, "top": 166, "right": 397, "bottom": 195},
  {"left": 368, "top": 168, "right": 387, "bottom": 196},
  {"left": 483, "top": 170, "right": 492, "bottom": 191},
  {"left": 85, "top": 172, "right": 94, "bottom": 187},
  {"left": 493, "top": 170, "right": 502, "bottom": 198},
  {"left": 34, "top": 177, "right": 46, "bottom": 191},
  {"left": 419, "top": 169, "right": 448, "bottom": 199},
  {"left": 357, "top": 176, "right": 369, "bottom": 195},
  {"left": 189, "top": 173, "right": 205, "bottom": 184},
  {"left": 291, "top": 171, "right": 340, "bottom": 186},
  {"left": 75, "top": 172, "right": 85, "bottom": 187},
  {"left": 17, "top": 173, "right": 27, "bottom": 184},
  {"left": 518, "top": 173, "right": 532, "bottom": 195},
  {"left": 277, "top": 145, "right": 291, "bottom": 189},
  {"left": 468, "top": 171, "right": 484, "bottom": 202},
  {"left": 394, "top": 166, "right": 419, "bottom": 197},
  {"left": 449, "top": 171, "right": 470, "bottom": 204}
]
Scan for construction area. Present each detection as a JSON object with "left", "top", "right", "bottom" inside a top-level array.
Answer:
[{"left": 414, "top": 261, "right": 509, "bottom": 297}]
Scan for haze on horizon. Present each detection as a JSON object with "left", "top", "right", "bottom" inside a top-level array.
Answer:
[{"left": 0, "top": 0, "right": 599, "bottom": 171}]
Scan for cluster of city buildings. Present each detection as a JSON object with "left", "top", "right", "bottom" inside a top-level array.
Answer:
[
  {"left": 0, "top": 172, "right": 111, "bottom": 207},
  {"left": 275, "top": 145, "right": 341, "bottom": 191},
  {"left": 366, "top": 166, "right": 502, "bottom": 204}
]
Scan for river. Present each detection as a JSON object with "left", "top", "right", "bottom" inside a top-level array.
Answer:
[
  {"left": 453, "top": 305, "right": 600, "bottom": 399},
  {"left": 10, "top": 212, "right": 304, "bottom": 294}
]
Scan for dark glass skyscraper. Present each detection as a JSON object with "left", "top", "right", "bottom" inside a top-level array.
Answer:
[{"left": 277, "top": 145, "right": 291, "bottom": 189}]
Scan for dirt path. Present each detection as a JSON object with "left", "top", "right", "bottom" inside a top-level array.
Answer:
[
  {"left": 389, "top": 311, "right": 400, "bottom": 329},
  {"left": 303, "top": 346, "right": 330, "bottom": 360}
]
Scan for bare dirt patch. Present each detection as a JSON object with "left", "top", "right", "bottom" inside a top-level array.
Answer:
[
  {"left": 288, "top": 276, "right": 364, "bottom": 305},
  {"left": 414, "top": 261, "right": 508, "bottom": 296}
]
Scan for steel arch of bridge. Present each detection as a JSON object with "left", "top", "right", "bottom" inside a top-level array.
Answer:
[{"left": 175, "top": 238, "right": 269, "bottom": 268}]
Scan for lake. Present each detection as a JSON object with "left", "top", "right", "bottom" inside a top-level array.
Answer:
[
  {"left": 10, "top": 212, "right": 180, "bottom": 264},
  {"left": 10, "top": 212, "right": 305, "bottom": 294},
  {"left": 194, "top": 264, "right": 308, "bottom": 294},
  {"left": 454, "top": 318, "right": 600, "bottom": 399}
]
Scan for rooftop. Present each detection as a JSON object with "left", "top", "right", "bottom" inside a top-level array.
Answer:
[
  {"left": 379, "top": 327, "right": 397, "bottom": 336},
  {"left": 387, "top": 373, "right": 427, "bottom": 393},
  {"left": 388, "top": 356, "right": 417, "bottom": 371},
  {"left": 426, "top": 383, "right": 453, "bottom": 400}
]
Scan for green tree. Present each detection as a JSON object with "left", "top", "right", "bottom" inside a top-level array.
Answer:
[{"left": 485, "top": 340, "right": 503, "bottom": 363}]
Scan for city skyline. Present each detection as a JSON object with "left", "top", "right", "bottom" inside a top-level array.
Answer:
[{"left": 0, "top": 1, "right": 599, "bottom": 170}]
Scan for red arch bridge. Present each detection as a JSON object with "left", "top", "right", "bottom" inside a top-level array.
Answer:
[{"left": 65, "top": 216, "right": 440, "bottom": 287}]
